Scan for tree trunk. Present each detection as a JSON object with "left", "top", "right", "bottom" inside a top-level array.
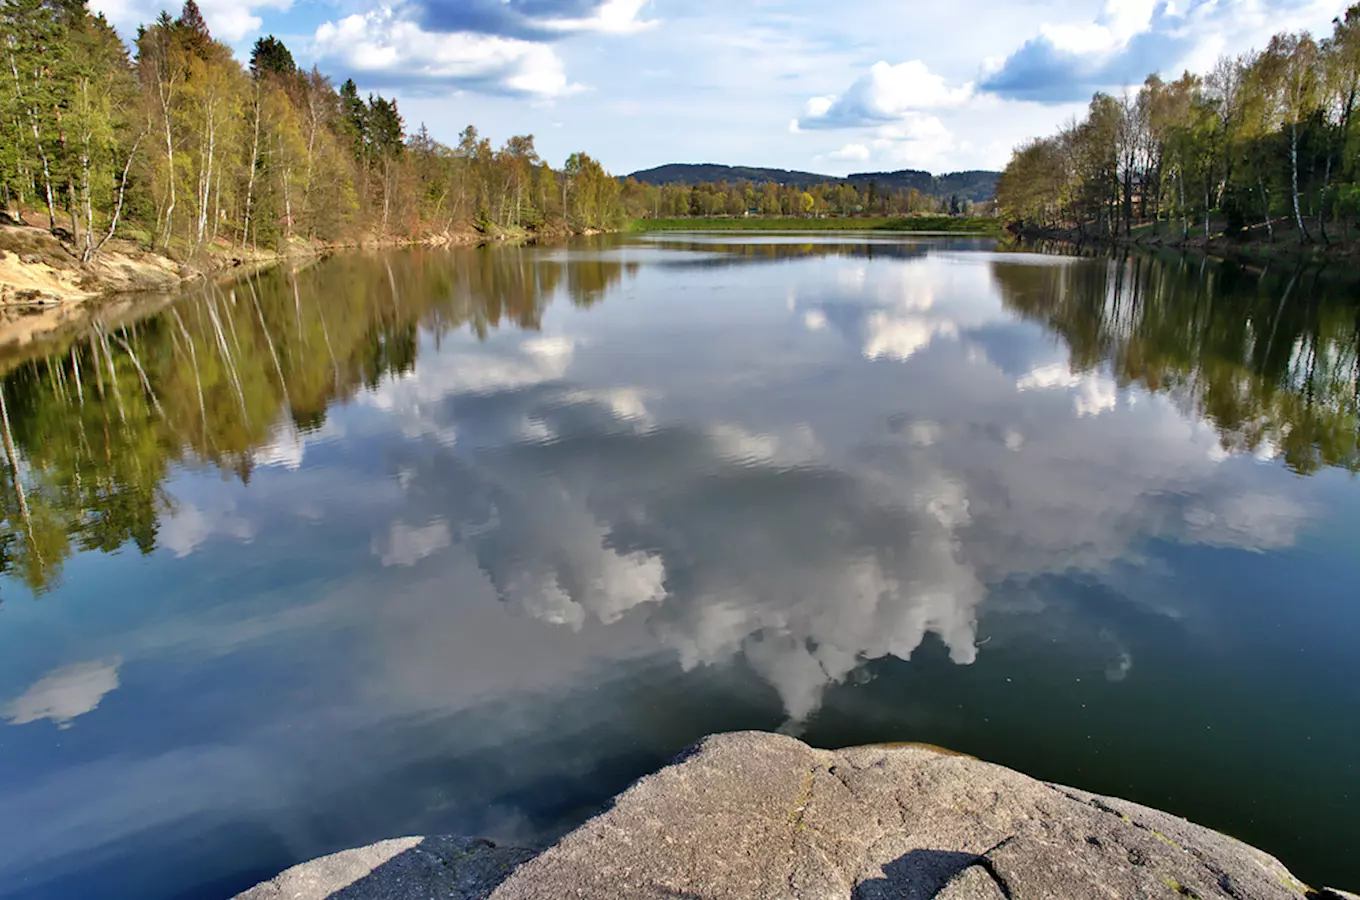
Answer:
[
  {"left": 279, "top": 132, "right": 293, "bottom": 242},
  {"left": 146, "top": 51, "right": 180, "bottom": 250},
  {"left": 81, "top": 160, "right": 95, "bottom": 259},
  {"left": 381, "top": 156, "right": 391, "bottom": 235},
  {"left": 283, "top": 163, "right": 293, "bottom": 241},
  {"left": 1289, "top": 121, "right": 1309, "bottom": 243},
  {"left": 303, "top": 95, "right": 320, "bottom": 237},
  {"left": 8, "top": 50, "right": 58, "bottom": 232},
  {"left": 1122, "top": 166, "right": 1132, "bottom": 236},
  {"left": 211, "top": 164, "right": 223, "bottom": 244},
  {"left": 92, "top": 132, "right": 144, "bottom": 260},
  {"left": 67, "top": 182, "right": 79, "bottom": 247},
  {"left": 1259, "top": 177, "right": 1273, "bottom": 242},
  {"left": 360, "top": 165, "right": 370, "bottom": 225},
  {"left": 28, "top": 126, "right": 52, "bottom": 231},
  {"left": 196, "top": 92, "right": 217, "bottom": 250},
  {"left": 79, "top": 80, "right": 95, "bottom": 261},
  {"left": 241, "top": 90, "right": 261, "bottom": 253},
  {"left": 158, "top": 78, "right": 177, "bottom": 248},
  {"left": 1203, "top": 182, "right": 1211, "bottom": 245},
  {"left": 1318, "top": 151, "right": 1332, "bottom": 245},
  {"left": 1178, "top": 168, "right": 1187, "bottom": 239}
]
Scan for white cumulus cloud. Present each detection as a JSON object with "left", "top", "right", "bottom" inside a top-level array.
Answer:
[
  {"left": 980, "top": 0, "right": 1342, "bottom": 103},
  {"left": 313, "top": 6, "right": 580, "bottom": 97},
  {"left": 92, "top": 0, "right": 290, "bottom": 43},
  {"left": 539, "top": 0, "right": 656, "bottom": 35},
  {"left": 797, "top": 59, "right": 975, "bottom": 129},
  {"left": 828, "top": 143, "right": 870, "bottom": 161}
]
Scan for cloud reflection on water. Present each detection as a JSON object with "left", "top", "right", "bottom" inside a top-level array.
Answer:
[
  {"left": 331, "top": 249, "right": 1311, "bottom": 724},
  {"left": 75, "top": 245, "right": 1317, "bottom": 729},
  {"left": 2, "top": 238, "right": 1351, "bottom": 900},
  {"left": 4, "top": 659, "right": 122, "bottom": 728}
]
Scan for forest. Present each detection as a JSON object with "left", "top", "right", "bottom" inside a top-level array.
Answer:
[
  {"left": 995, "top": 4, "right": 1360, "bottom": 249},
  {"left": 616, "top": 177, "right": 987, "bottom": 220},
  {"left": 0, "top": 0, "right": 628, "bottom": 258},
  {"left": 624, "top": 164, "right": 999, "bottom": 204}
]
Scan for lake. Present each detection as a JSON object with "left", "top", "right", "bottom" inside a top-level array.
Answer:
[{"left": 0, "top": 234, "right": 1357, "bottom": 899}]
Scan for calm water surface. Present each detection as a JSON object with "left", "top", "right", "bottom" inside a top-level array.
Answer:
[{"left": 1, "top": 234, "right": 1357, "bottom": 898}]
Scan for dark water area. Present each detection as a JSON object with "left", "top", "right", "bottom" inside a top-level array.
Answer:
[{"left": 0, "top": 234, "right": 1357, "bottom": 898}]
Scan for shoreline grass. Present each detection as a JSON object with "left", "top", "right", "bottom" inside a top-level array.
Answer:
[{"left": 628, "top": 216, "right": 1002, "bottom": 234}]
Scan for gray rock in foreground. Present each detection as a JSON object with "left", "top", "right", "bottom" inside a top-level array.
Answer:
[
  {"left": 236, "top": 732, "right": 1353, "bottom": 899},
  {"left": 235, "top": 835, "right": 534, "bottom": 900}
]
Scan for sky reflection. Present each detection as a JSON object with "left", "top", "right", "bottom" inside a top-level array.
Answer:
[{"left": 1, "top": 237, "right": 1357, "bottom": 898}]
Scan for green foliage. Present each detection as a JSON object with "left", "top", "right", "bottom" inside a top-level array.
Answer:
[
  {"left": 249, "top": 34, "right": 295, "bottom": 79},
  {"left": 0, "top": 2, "right": 626, "bottom": 251},
  {"left": 627, "top": 164, "right": 1000, "bottom": 205},
  {"left": 337, "top": 77, "right": 367, "bottom": 160},
  {"left": 997, "top": 4, "right": 1360, "bottom": 248},
  {"left": 366, "top": 95, "right": 403, "bottom": 156},
  {"left": 173, "top": 0, "right": 211, "bottom": 58},
  {"left": 618, "top": 174, "right": 983, "bottom": 221},
  {"left": 563, "top": 152, "right": 623, "bottom": 230}
]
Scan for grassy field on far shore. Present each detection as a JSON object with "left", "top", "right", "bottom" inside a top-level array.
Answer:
[{"left": 629, "top": 216, "right": 1002, "bottom": 234}]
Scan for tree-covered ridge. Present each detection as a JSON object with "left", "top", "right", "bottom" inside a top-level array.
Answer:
[
  {"left": 0, "top": 244, "right": 629, "bottom": 597},
  {"left": 0, "top": 0, "right": 627, "bottom": 258},
  {"left": 625, "top": 164, "right": 1000, "bottom": 204},
  {"left": 626, "top": 164, "right": 836, "bottom": 188},
  {"left": 995, "top": 5, "right": 1360, "bottom": 247},
  {"left": 617, "top": 177, "right": 987, "bottom": 219}
]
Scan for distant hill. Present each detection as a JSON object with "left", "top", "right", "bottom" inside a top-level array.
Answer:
[
  {"left": 625, "top": 164, "right": 1000, "bottom": 203},
  {"left": 626, "top": 164, "right": 834, "bottom": 188},
  {"left": 845, "top": 170, "right": 1000, "bottom": 204}
]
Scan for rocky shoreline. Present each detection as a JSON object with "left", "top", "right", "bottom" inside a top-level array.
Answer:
[
  {"left": 0, "top": 221, "right": 590, "bottom": 350},
  {"left": 235, "top": 732, "right": 1356, "bottom": 900}
]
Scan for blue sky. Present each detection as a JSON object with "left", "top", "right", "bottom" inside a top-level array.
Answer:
[{"left": 92, "top": 0, "right": 1351, "bottom": 174}]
